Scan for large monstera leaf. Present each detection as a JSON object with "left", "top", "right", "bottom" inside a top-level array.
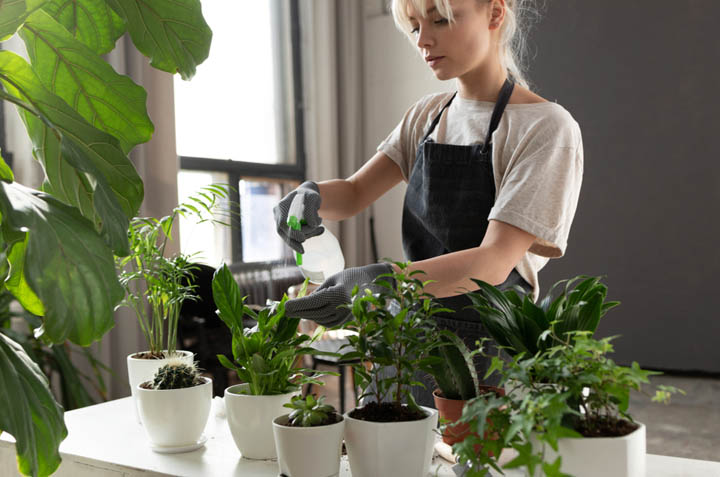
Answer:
[
  {"left": 20, "top": 9, "right": 154, "bottom": 153},
  {"left": 107, "top": 0, "right": 212, "bottom": 80},
  {"left": 40, "top": 0, "right": 125, "bottom": 54},
  {"left": 0, "top": 333, "right": 67, "bottom": 477},
  {"left": 0, "top": 180, "right": 122, "bottom": 345},
  {"left": 0, "top": 50, "right": 143, "bottom": 256}
]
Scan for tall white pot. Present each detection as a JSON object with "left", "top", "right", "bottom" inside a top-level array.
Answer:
[
  {"left": 272, "top": 413, "right": 345, "bottom": 477},
  {"left": 224, "top": 383, "right": 298, "bottom": 459},
  {"left": 530, "top": 422, "right": 646, "bottom": 477},
  {"left": 344, "top": 406, "right": 438, "bottom": 477},
  {"left": 136, "top": 377, "right": 212, "bottom": 450},
  {"left": 126, "top": 350, "right": 193, "bottom": 423}
]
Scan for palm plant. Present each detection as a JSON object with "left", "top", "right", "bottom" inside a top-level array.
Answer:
[{"left": 466, "top": 275, "right": 620, "bottom": 358}]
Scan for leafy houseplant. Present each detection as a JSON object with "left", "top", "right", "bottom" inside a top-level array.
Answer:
[
  {"left": 211, "top": 264, "right": 332, "bottom": 459},
  {"left": 340, "top": 262, "right": 445, "bottom": 477},
  {"left": 136, "top": 359, "right": 212, "bottom": 451},
  {"left": 467, "top": 275, "right": 620, "bottom": 358},
  {"left": 452, "top": 332, "right": 683, "bottom": 477},
  {"left": 272, "top": 395, "right": 345, "bottom": 477},
  {"left": 428, "top": 332, "right": 505, "bottom": 446},
  {"left": 0, "top": 1, "right": 211, "bottom": 475}
]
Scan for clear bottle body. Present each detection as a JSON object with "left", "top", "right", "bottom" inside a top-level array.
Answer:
[{"left": 299, "top": 229, "right": 345, "bottom": 284}]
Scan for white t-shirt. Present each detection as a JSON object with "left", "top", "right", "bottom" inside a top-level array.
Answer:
[{"left": 377, "top": 92, "right": 584, "bottom": 301}]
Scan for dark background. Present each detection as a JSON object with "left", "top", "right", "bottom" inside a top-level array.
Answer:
[{"left": 527, "top": 1, "right": 720, "bottom": 373}]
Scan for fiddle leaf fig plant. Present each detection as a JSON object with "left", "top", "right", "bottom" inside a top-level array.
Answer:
[{"left": 0, "top": 1, "right": 212, "bottom": 475}]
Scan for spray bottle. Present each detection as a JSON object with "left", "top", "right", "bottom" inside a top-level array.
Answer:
[{"left": 287, "top": 194, "right": 345, "bottom": 284}]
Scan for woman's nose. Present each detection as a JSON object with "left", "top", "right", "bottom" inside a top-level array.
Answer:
[{"left": 415, "top": 27, "right": 434, "bottom": 49}]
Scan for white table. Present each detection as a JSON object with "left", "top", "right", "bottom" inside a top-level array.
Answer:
[{"left": 1, "top": 397, "right": 718, "bottom": 477}]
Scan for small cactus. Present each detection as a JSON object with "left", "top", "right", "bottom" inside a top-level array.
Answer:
[
  {"left": 283, "top": 394, "right": 337, "bottom": 427},
  {"left": 152, "top": 359, "right": 203, "bottom": 390}
]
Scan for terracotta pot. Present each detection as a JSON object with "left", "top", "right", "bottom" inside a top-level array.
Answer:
[{"left": 433, "top": 384, "right": 505, "bottom": 446}]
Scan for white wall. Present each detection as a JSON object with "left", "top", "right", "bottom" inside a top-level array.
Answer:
[{"left": 361, "top": 3, "right": 454, "bottom": 261}]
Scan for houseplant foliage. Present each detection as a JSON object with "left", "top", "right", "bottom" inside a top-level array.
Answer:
[
  {"left": 117, "top": 184, "right": 230, "bottom": 358},
  {"left": 0, "top": 1, "right": 211, "bottom": 475},
  {"left": 212, "top": 264, "right": 330, "bottom": 395},
  {"left": 284, "top": 394, "right": 339, "bottom": 427},
  {"left": 467, "top": 275, "right": 620, "bottom": 357},
  {"left": 453, "top": 333, "right": 683, "bottom": 477}
]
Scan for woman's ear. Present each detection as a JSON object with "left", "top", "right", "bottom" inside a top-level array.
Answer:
[{"left": 487, "top": 0, "right": 506, "bottom": 30}]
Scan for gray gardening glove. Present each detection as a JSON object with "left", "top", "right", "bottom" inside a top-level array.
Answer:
[
  {"left": 284, "top": 263, "right": 395, "bottom": 327},
  {"left": 273, "top": 181, "right": 324, "bottom": 254}
]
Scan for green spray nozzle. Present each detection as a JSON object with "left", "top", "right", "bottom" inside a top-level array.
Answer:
[
  {"left": 288, "top": 194, "right": 307, "bottom": 266},
  {"left": 287, "top": 214, "right": 305, "bottom": 265}
]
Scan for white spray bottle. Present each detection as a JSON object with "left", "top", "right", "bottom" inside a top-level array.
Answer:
[{"left": 287, "top": 194, "right": 345, "bottom": 284}]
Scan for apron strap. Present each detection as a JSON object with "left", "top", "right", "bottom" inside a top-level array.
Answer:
[
  {"left": 481, "top": 78, "right": 515, "bottom": 153},
  {"left": 421, "top": 92, "right": 457, "bottom": 143}
]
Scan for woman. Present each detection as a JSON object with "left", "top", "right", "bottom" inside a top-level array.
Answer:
[{"left": 274, "top": 0, "right": 583, "bottom": 406}]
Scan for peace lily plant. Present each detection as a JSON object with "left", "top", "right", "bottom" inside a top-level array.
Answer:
[{"left": 0, "top": 1, "right": 211, "bottom": 476}]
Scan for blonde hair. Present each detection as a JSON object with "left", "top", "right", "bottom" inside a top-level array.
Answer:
[{"left": 391, "top": 0, "right": 541, "bottom": 90}]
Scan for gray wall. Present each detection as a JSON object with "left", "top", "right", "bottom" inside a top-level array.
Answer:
[{"left": 525, "top": 1, "right": 720, "bottom": 372}]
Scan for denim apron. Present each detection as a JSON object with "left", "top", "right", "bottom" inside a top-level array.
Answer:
[{"left": 403, "top": 79, "right": 532, "bottom": 407}]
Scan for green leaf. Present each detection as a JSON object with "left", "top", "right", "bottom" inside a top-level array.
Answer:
[
  {"left": 40, "top": 0, "right": 125, "bottom": 54},
  {"left": 20, "top": 9, "right": 153, "bottom": 152},
  {"left": 0, "top": 51, "right": 143, "bottom": 255},
  {"left": 0, "top": 181, "right": 123, "bottom": 345},
  {"left": 5, "top": 236, "right": 45, "bottom": 316},
  {"left": 0, "top": 150, "right": 14, "bottom": 182},
  {"left": 0, "top": 333, "right": 67, "bottom": 477},
  {"left": 0, "top": 0, "right": 46, "bottom": 40},
  {"left": 211, "top": 264, "right": 245, "bottom": 330},
  {"left": 106, "top": 0, "right": 211, "bottom": 80}
]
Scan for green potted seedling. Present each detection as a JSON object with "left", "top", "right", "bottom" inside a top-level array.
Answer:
[
  {"left": 272, "top": 395, "right": 344, "bottom": 477},
  {"left": 428, "top": 332, "right": 505, "bottom": 446},
  {"left": 340, "top": 261, "right": 449, "bottom": 477},
  {"left": 452, "top": 332, "right": 683, "bottom": 477},
  {"left": 211, "top": 264, "right": 333, "bottom": 460},
  {"left": 136, "top": 359, "right": 212, "bottom": 453},
  {"left": 118, "top": 186, "right": 230, "bottom": 422}
]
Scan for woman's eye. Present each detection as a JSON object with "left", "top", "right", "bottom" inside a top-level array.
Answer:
[
  {"left": 434, "top": 18, "right": 449, "bottom": 25},
  {"left": 411, "top": 26, "right": 419, "bottom": 34}
]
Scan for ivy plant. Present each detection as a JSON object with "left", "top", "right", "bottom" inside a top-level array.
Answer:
[{"left": 0, "top": 1, "right": 212, "bottom": 475}]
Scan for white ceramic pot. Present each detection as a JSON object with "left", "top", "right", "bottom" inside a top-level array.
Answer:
[
  {"left": 136, "top": 377, "right": 212, "bottom": 450},
  {"left": 272, "top": 413, "right": 345, "bottom": 477},
  {"left": 344, "top": 405, "right": 438, "bottom": 477},
  {"left": 530, "top": 422, "right": 646, "bottom": 477},
  {"left": 224, "top": 384, "right": 298, "bottom": 459},
  {"left": 127, "top": 350, "right": 193, "bottom": 423}
]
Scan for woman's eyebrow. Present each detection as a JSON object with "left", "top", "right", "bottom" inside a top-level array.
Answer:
[{"left": 409, "top": 6, "right": 438, "bottom": 21}]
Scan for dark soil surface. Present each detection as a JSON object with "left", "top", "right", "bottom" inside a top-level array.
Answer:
[
  {"left": 576, "top": 416, "right": 640, "bottom": 438},
  {"left": 288, "top": 413, "right": 341, "bottom": 428},
  {"left": 132, "top": 351, "right": 166, "bottom": 359},
  {"left": 349, "top": 402, "right": 427, "bottom": 423}
]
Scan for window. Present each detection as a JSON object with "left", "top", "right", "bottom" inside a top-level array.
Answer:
[{"left": 175, "top": 0, "right": 305, "bottom": 267}]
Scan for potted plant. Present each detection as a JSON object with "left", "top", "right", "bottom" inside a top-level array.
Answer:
[
  {"left": 211, "top": 264, "right": 332, "bottom": 460},
  {"left": 135, "top": 359, "right": 212, "bottom": 453},
  {"left": 467, "top": 275, "right": 620, "bottom": 359},
  {"left": 272, "top": 394, "right": 344, "bottom": 477},
  {"left": 452, "top": 332, "right": 683, "bottom": 477},
  {"left": 340, "top": 262, "right": 448, "bottom": 477},
  {"left": 428, "top": 332, "right": 505, "bottom": 446},
  {"left": 117, "top": 186, "right": 229, "bottom": 420}
]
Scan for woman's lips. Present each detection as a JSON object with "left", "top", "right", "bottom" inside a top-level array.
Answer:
[{"left": 426, "top": 56, "right": 445, "bottom": 67}]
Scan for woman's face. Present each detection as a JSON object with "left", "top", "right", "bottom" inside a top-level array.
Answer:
[{"left": 407, "top": 0, "right": 500, "bottom": 81}]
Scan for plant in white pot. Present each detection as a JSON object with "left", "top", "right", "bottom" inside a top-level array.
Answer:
[
  {"left": 340, "top": 262, "right": 450, "bottom": 477},
  {"left": 211, "top": 264, "right": 332, "bottom": 460},
  {"left": 272, "top": 394, "right": 344, "bottom": 477},
  {"left": 136, "top": 359, "right": 212, "bottom": 453},
  {"left": 452, "top": 331, "right": 683, "bottom": 477},
  {"left": 117, "top": 186, "right": 229, "bottom": 419}
]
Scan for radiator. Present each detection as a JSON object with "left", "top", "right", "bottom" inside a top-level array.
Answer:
[{"left": 229, "top": 261, "right": 305, "bottom": 306}]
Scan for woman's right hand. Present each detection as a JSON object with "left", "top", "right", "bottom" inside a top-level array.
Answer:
[{"left": 273, "top": 181, "right": 324, "bottom": 253}]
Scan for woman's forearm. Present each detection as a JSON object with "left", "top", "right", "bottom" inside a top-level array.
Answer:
[{"left": 317, "top": 179, "right": 363, "bottom": 221}]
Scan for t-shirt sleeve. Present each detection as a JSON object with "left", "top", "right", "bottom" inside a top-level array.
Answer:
[
  {"left": 488, "top": 117, "right": 584, "bottom": 258},
  {"left": 377, "top": 94, "right": 447, "bottom": 182}
]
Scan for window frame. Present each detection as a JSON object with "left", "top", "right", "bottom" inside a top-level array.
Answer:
[{"left": 178, "top": 0, "right": 306, "bottom": 264}]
